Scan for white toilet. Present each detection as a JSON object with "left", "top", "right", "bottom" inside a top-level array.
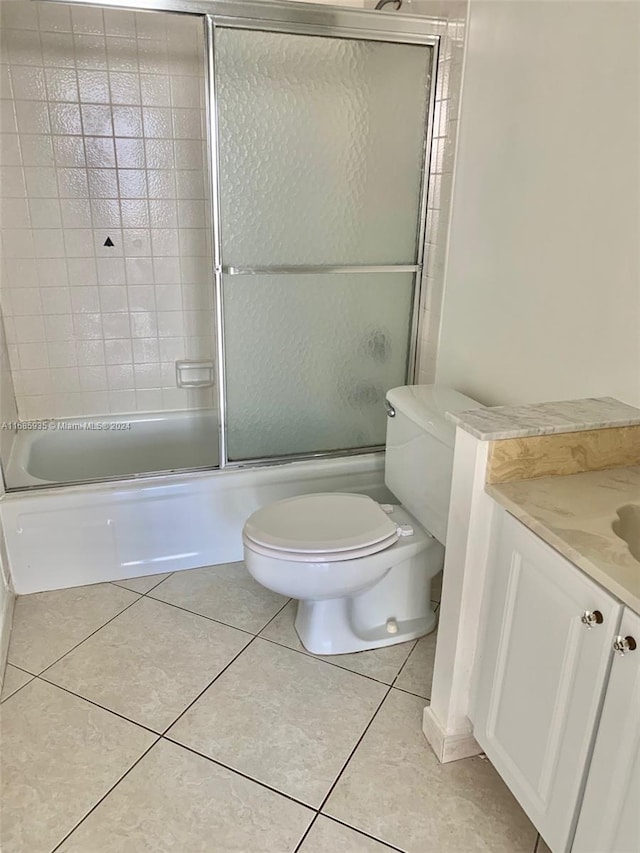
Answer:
[{"left": 243, "top": 385, "right": 480, "bottom": 655}]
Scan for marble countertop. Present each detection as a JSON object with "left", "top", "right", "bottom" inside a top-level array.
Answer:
[
  {"left": 487, "top": 466, "right": 640, "bottom": 613},
  {"left": 449, "top": 396, "right": 640, "bottom": 440}
]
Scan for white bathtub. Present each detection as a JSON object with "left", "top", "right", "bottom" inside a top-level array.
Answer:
[
  {"left": 1, "top": 412, "right": 389, "bottom": 594},
  {"left": 4, "top": 410, "right": 219, "bottom": 488}
]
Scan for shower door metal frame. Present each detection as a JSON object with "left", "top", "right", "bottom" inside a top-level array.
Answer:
[{"left": 35, "top": 0, "right": 441, "bottom": 474}]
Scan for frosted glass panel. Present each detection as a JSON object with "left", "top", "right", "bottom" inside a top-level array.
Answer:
[
  {"left": 224, "top": 273, "right": 414, "bottom": 460},
  {"left": 216, "top": 29, "right": 432, "bottom": 266}
]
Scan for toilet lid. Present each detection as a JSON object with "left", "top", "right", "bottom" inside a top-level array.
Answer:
[{"left": 243, "top": 493, "right": 399, "bottom": 555}]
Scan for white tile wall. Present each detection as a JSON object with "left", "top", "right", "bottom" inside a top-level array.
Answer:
[{"left": 0, "top": 1, "right": 214, "bottom": 419}]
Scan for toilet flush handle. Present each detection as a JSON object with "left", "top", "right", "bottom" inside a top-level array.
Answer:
[{"left": 384, "top": 399, "right": 395, "bottom": 417}]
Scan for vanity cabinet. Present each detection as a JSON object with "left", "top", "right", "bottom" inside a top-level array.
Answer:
[
  {"left": 572, "top": 606, "right": 640, "bottom": 853},
  {"left": 472, "top": 509, "right": 622, "bottom": 853}
]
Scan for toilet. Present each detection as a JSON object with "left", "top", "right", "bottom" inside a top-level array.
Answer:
[{"left": 243, "top": 385, "right": 481, "bottom": 655}]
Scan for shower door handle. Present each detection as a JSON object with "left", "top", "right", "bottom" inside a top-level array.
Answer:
[{"left": 222, "top": 265, "right": 420, "bottom": 275}]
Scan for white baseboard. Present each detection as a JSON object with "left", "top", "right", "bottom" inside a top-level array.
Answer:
[{"left": 422, "top": 705, "right": 482, "bottom": 763}]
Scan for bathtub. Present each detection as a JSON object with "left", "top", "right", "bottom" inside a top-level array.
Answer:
[
  {"left": 4, "top": 410, "right": 219, "bottom": 488},
  {"left": 0, "top": 411, "right": 389, "bottom": 594}
]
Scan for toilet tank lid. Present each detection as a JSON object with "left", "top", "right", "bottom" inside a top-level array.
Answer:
[{"left": 386, "top": 385, "right": 482, "bottom": 446}]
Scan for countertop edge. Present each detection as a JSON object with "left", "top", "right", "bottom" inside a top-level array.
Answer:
[
  {"left": 446, "top": 395, "right": 640, "bottom": 440},
  {"left": 448, "top": 413, "right": 640, "bottom": 441},
  {"left": 486, "top": 484, "right": 640, "bottom": 615}
]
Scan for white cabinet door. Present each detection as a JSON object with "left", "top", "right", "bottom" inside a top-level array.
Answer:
[
  {"left": 572, "top": 607, "right": 640, "bottom": 853},
  {"left": 473, "top": 510, "right": 622, "bottom": 853}
]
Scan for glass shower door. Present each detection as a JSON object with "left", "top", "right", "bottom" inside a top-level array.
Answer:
[{"left": 214, "top": 26, "right": 433, "bottom": 462}]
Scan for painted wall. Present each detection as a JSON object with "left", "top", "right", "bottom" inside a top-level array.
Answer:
[{"left": 436, "top": 0, "right": 640, "bottom": 407}]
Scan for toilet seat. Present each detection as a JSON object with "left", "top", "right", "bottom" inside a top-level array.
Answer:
[
  {"left": 243, "top": 529, "right": 400, "bottom": 562},
  {"left": 243, "top": 493, "right": 401, "bottom": 562}
]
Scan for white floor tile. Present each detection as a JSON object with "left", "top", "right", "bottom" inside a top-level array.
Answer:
[
  {"left": 325, "top": 688, "right": 538, "bottom": 852},
  {"left": 8, "top": 583, "right": 140, "bottom": 673},
  {"left": 0, "top": 679, "right": 155, "bottom": 853},
  {"left": 299, "top": 816, "right": 397, "bottom": 852},
  {"left": 150, "top": 562, "right": 287, "bottom": 633},
  {"left": 168, "top": 638, "right": 386, "bottom": 807},
  {"left": 393, "top": 629, "right": 437, "bottom": 699},
  {"left": 44, "top": 597, "right": 251, "bottom": 731},
  {"left": 57, "top": 739, "right": 313, "bottom": 853}
]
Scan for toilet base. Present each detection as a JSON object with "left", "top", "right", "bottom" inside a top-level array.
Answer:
[{"left": 294, "top": 548, "right": 440, "bottom": 655}]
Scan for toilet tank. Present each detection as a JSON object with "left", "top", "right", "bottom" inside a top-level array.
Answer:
[{"left": 384, "top": 385, "right": 481, "bottom": 545}]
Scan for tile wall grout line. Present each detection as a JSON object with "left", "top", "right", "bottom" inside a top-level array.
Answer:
[{"left": 49, "top": 734, "right": 161, "bottom": 853}]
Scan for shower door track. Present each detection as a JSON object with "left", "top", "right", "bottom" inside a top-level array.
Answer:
[{"left": 36, "top": 0, "right": 441, "bottom": 473}]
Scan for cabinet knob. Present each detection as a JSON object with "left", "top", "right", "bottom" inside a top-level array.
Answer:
[
  {"left": 613, "top": 635, "right": 637, "bottom": 656},
  {"left": 581, "top": 610, "right": 604, "bottom": 629}
]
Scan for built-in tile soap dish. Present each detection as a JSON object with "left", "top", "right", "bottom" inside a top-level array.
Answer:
[
  {"left": 612, "top": 504, "right": 640, "bottom": 564},
  {"left": 175, "top": 360, "right": 215, "bottom": 389}
]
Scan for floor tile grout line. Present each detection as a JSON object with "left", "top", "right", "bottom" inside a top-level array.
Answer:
[
  {"left": 34, "top": 675, "right": 163, "bottom": 737},
  {"left": 256, "top": 632, "right": 412, "bottom": 689},
  {"left": 13, "top": 582, "right": 432, "bottom": 848},
  {"left": 161, "top": 734, "right": 318, "bottom": 812},
  {"left": 0, "top": 673, "right": 36, "bottom": 705},
  {"left": 292, "top": 812, "right": 320, "bottom": 852},
  {"left": 390, "top": 608, "right": 439, "bottom": 691},
  {"left": 29, "top": 650, "right": 420, "bottom": 830},
  {"left": 390, "top": 683, "right": 431, "bottom": 702},
  {"left": 4, "top": 661, "right": 36, "bottom": 676},
  {"left": 35, "top": 634, "right": 262, "bottom": 742},
  {"left": 256, "top": 596, "right": 294, "bottom": 633},
  {"left": 316, "top": 682, "right": 394, "bottom": 816},
  {"left": 49, "top": 735, "right": 162, "bottom": 853},
  {"left": 159, "top": 633, "right": 260, "bottom": 737},
  {"left": 18, "top": 593, "right": 144, "bottom": 680},
  {"left": 321, "top": 815, "right": 407, "bottom": 853},
  {"left": 17, "top": 613, "right": 282, "bottom": 738},
  {"left": 144, "top": 592, "right": 268, "bottom": 637},
  {"left": 110, "top": 570, "right": 175, "bottom": 595}
]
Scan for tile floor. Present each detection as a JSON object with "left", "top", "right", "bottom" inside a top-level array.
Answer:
[{"left": 1, "top": 563, "right": 544, "bottom": 853}]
